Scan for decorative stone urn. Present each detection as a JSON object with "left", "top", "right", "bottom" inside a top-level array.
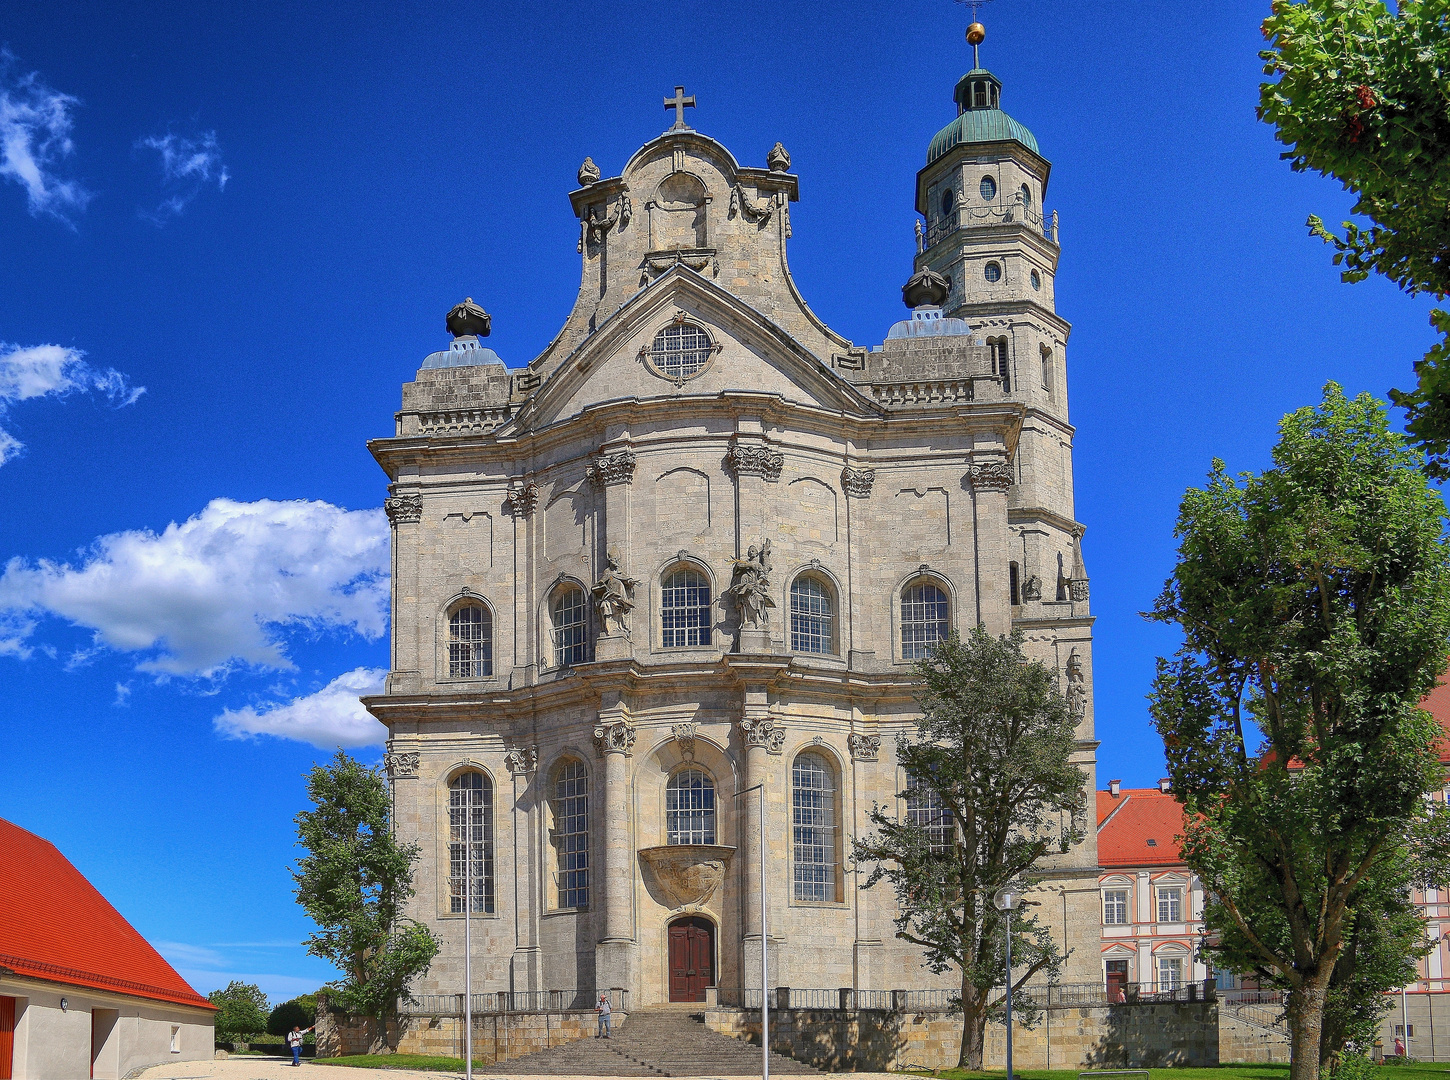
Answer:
[{"left": 637, "top": 845, "right": 735, "bottom": 908}]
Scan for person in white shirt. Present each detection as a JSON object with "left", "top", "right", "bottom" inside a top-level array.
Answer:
[
  {"left": 286, "top": 1024, "right": 315, "bottom": 1066},
  {"left": 595, "top": 993, "right": 612, "bottom": 1038}
]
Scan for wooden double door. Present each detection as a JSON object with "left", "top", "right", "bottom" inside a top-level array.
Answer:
[{"left": 667, "top": 917, "right": 715, "bottom": 1002}]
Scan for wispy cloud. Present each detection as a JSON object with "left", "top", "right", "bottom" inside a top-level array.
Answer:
[
  {"left": 0, "top": 50, "right": 92, "bottom": 222},
  {"left": 215, "top": 667, "right": 388, "bottom": 749},
  {"left": 0, "top": 498, "right": 389, "bottom": 675},
  {"left": 136, "top": 130, "right": 228, "bottom": 222},
  {"left": 0, "top": 343, "right": 143, "bottom": 466}
]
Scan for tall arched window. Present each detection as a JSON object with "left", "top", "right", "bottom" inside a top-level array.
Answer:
[
  {"left": 661, "top": 567, "right": 712, "bottom": 648},
  {"left": 905, "top": 771, "right": 953, "bottom": 854},
  {"left": 789, "top": 575, "right": 834, "bottom": 654},
  {"left": 553, "top": 760, "right": 589, "bottom": 909},
  {"left": 792, "top": 752, "right": 837, "bottom": 902},
  {"left": 448, "top": 603, "right": 492, "bottom": 678},
  {"left": 901, "top": 581, "right": 949, "bottom": 660},
  {"left": 1041, "top": 344, "right": 1054, "bottom": 396},
  {"left": 552, "top": 585, "right": 589, "bottom": 667},
  {"left": 666, "top": 768, "right": 716, "bottom": 845},
  {"left": 988, "top": 337, "right": 1011, "bottom": 391},
  {"left": 448, "top": 771, "right": 494, "bottom": 914}
]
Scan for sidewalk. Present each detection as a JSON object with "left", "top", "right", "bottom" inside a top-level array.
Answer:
[{"left": 136, "top": 1056, "right": 906, "bottom": 1080}]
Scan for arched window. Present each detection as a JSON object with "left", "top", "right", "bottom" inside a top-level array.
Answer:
[
  {"left": 448, "top": 771, "right": 494, "bottom": 914},
  {"left": 987, "top": 337, "right": 1010, "bottom": 390},
  {"left": 666, "top": 767, "right": 716, "bottom": 845},
  {"left": 792, "top": 752, "right": 837, "bottom": 902},
  {"left": 901, "top": 581, "right": 949, "bottom": 660},
  {"left": 448, "top": 603, "right": 492, "bottom": 678},
  {"left": 905, "top": 771, "right": 953, "bottom": 854},
  {"left": 979, "top": 175, "right": 997, "bottom": 201},
  {"left": 790, "top": 575, "right": 834, "bottom": 654},
  {"left": 1020, "top": 183, "right": 1033, "bottom": 209},
  {"left": 983, "top": 261, "right": 1002, "bottom": 284},
  {"left": 1009, "top": 562, "right": 1021, "bottom": 607},
  {"left": 1041, "top": 344, "right": 1054, "bottom": 395},
  {"left": 553, "top": 761, "right": 589, "bottom": 909},
  {"left": 552, "top": 585, "right": 589, "bottom": 667},
  {"left": 940, "top": 187, "right": 955, "bottom": 218},
  {"left": 649, "top": 323, "right": 713, "bottom": 381},
  {"left": 661, "top": 567, "right": 712, "bottom": 648}
]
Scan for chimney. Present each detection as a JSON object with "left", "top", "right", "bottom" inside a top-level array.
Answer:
[
  {"left": 1158, "top": 778, "right": 1171, "bottom": 793},
  {"left": 1109, "top": 779, "right": 1121, "bottom": 797}
]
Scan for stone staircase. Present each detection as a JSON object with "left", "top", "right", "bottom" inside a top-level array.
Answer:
[{"left": 499, "top": 1004, "right": 821, "bottom": 1076}]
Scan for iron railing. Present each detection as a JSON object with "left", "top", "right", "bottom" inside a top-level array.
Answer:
[
  {"left": 711, "top": 981, "right": 1217, "bottom": 1013},
  {"left": 397, "top": 988, "right": 628, "bottom": 1016},
  {"left": 924, "top": 203, "right": 1055, "bottom": 248}
]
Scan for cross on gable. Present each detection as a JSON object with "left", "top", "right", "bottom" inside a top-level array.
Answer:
[{"left": 664, "top": 85, "right": 696, "bottom": 131}]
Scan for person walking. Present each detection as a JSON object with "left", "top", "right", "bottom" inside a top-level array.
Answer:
[
  {"left": 595, "top": 992, "right": 612, "bottom": 1038},
  {"left": 286, "top": 1024, "right": 314, "bottom": 1066}
]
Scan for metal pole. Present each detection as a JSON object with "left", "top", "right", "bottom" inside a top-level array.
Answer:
[
  {"left": 465, "top": 800, "right": 474, "bottom": 1080},
  {"left": 1004, "top": 911, "right": 1013, "bottom": 1080},
  {"left": 761, "top": 781, "right": 769, "bottom": 1080},
  {"left": 1403, "top": 985, "right": 1410, "bottom": 1058}
]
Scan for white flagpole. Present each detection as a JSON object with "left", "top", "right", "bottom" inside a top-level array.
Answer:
[{"left": 464, "top": 799, "right": 474, "bottom": 1080}]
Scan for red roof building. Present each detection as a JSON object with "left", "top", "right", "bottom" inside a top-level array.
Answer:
[{"left": 0, "top": 819, "right": 214, "bottom": 1079}]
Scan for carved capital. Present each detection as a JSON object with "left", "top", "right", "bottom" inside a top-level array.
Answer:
[
  {"left": 384, "top": 495, "right": 423, "bottom": 526},
  {"left": 739, "top": 716, "right": 785, "bottom": 755},
  {"left": 841, "top": 466, "right": 876, "bottom": 499},
  {"left": 1070, "top": 579, "right": 1090, "bottom": 603},
  {"left": 672, "top": 721, "right": 698, "bottom": 760},
  {"left": 593, "top": 720, "right": 636, "bottom": 756},
  {"left": 967, "top": 459, "right": 1013, "bottom": 493},
  {"left": 848, "top": 733, "right": 881, "bottom": 762},
  {"left": 586, "top": 449, "right": 637, "bottom": 487},
  {"left": 503, "top": 746, "right": 538, "bottom": 776},
  {"left": 384, "top": 750, "right": 420, "bottom": 779},
  {"left": 504, "top": 481, "right": 540, "bottom": 517},
  {"left": 727, "top": 440, "right": 783, "bottom": 482}
]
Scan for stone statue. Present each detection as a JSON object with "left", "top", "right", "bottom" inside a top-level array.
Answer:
[
  {"left": 729, "top": 539, "right": 776, "bottom": 630},
  {"left": 1064, "top": 648, "right": 1086, "bottom": 720},
  {"left": 591, "top": 552, "right": 639, "bottom": 636},
  {"left": 1022, "top": 573, "right": 1042, "bottom": 601}
]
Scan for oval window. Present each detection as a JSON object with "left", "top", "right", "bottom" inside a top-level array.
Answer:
[
  {"left": 941, "top": 188, "right": 955, "bottom": 217},
  {"left": 984, "top": 262, "right": 1002, "bottom": 283},
  {"left": 1030, "top": 270, "right": 1041, "bottom": 290},
  {"left": 979, "top": 175, "right": 997, "bottom": 201},
  {"left": 1021, "top": 183, "right": 1033, "bottom": 208}
]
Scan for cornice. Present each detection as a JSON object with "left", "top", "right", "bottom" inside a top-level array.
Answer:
[
  {"left": 1008, "top": 505, "right": 1085, "bottom": 535},
  {"left": 1010, "top": 614, "right": 1096, "bottom": 631}
]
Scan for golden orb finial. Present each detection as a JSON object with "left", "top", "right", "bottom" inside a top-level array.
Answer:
[{"left": 966, "top": 22, "right": 986, "bottom": 45}]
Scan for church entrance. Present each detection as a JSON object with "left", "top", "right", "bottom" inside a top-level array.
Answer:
[{"left": 667, "top": 916, "right": 714, "bottom": 1002}]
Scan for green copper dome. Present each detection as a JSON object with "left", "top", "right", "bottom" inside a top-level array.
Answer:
[{"left": 927, "top": 68, "right": 1040, "bottom": 164}]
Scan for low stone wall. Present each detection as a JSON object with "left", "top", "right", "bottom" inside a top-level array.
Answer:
[
  {"left": 706, "top": 1001, "right": 1223, "bottom": 1072},
  {"left": 314, "top": 995, "right": 598, "bottom": 1063},
  {"left": 1219, "top": 1010, "right": 1292, "bottom": 1064}
]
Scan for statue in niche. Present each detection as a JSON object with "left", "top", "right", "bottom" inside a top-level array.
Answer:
[
  {"left": 592, "top": 552, "right": 639, "bottom": 636},
  {"left": 1022, "top": 574, "right": 1042, "bottom": 601},
  {"left": 729, "top": 539, "right": 775, "bottom": 629},
  {"left": 1064, "top": 648, "right": 1086, "bottom": 720}
]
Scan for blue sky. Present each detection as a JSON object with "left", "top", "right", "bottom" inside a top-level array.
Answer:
[{"left": 0, "top": 0, "right": 1438, "bottom": 1003}]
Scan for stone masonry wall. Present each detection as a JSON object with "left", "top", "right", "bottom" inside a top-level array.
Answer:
[
  {"left": 706, "top": 1002, "right": 1223, "bottom": 1073},
  {"left": 315, "top": 1000, "right": 596, "bottom": 1063}
]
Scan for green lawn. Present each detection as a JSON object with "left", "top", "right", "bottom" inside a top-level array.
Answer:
[
  {"left": 312, "top": 1054, "right": 490, "bottom": 1072},
  {"left": 904, "top": 1067, "right": 1450, "bottom": 1080}
]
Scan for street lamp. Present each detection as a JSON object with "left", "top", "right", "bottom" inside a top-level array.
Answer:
[{"left": 993, "top": 886, "right": 1022, "bottom": 1080}]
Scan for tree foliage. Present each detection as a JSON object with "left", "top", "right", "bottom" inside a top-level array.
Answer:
[
  {"left": 852, "top": 628, "right": 1087, "bottom": 1070},
  {"left": 293, "top": 750, "right": 438, "bottom": 1049},
  {"left": 267, "top": 997, "right": 317, "bottom": 1037},
  {"left": 208, "top": 980, "right": 269, "bottom": 1041},
  {"left": 1148, "top": 384, "right": 1450, "bottom": 1080},
  {"left": 1260, "top": 0, "right": 1450, "bottom": 473}
]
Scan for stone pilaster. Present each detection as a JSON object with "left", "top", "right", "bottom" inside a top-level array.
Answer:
[
  {"left": 738, "top": 681, "right": 779, "bottom": 990},
  {"left": 967, "top": 453, "right": 1013, "bottom": 635},
  {"left": 385, "top": 493, "right": 423, "bottom": 691},
  {"left": 727, "top": 425, "right": 782, "bottom": 653},
  {"left": 593, "top": 695, "right": 636, "bottom": 993},
  {"left": 587, "top": 446, "right": 636, "bottom": 661},
  {"left": 505, "top": 747, "right": 541, "bottom": 991}
]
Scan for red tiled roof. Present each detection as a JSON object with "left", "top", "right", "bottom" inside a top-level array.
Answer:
[
  {"left": 1420, "top": 677, "right": 1450, "bottom": 763},
  {"left": 0, "top": 819, "right": 214, "bottom": 1010},
  {"left": 1096, "top": 789, "right": 1188, "bottom": 868}
]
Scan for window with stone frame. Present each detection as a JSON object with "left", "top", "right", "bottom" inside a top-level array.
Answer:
[
  {"left": 661, "top": 566, "right": 712, "bottom": 647},
  {"left": 792, "top": 751, "right": 838, "bottom": 902},
  {"left": 987, "top": 337, "right": 1011, "bottom": 391},
  {"left": 1157, "top": 955, "right": 1184, "bottom": 990},
  {"left": 900, "top": 581, "right": 950, "bottom": 660},
  {"left": 1157, "top": 885, "right": 1184, "bottom": 923},
  {"left": 553, "top": 760, "right": 589, "bottom": 909},
  {"left": 552, "top": 585, "right": 590, "bottom": 667},
  {"left": 789, "top": 575, "right": 835, "bottom": 654},
  {"left": 649, "top": 323, "right": 713, "bottom": 380},
  {"left": 1041, "top": 344, "right": 1054, "bottom": 395},
  {"left": 666, "top": 767, "right": 716, "bottom": 845},
  {"left": 904, "top": 770, "right": 953, "bottom": 854},
  {"left": 448, "top": 602, "right": 492, "bottom": 678},
  {"left": 1103, "top": 888, "right": 1129, "bottom": 925},
  {"left": 448, "top": 771, "right": 494, "bottom": 914}
]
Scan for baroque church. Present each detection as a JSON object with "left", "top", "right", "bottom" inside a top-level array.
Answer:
[{"left": 367, "top": 44, "right": 1100, "bottom": 1009}]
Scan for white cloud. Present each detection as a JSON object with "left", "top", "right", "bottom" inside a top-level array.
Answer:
[
  {"left": 0, "top": 50, "right": 92, "bottom": 221},
  {"left": 0, "top": 499, "right": 389, "bottom": 675},
  {"left": 137, "top": 130, "right": 228, "bottom": 222},
  {"left": 0, "top": 343, "right": 144, "bottom": 466},
  {"left": 214, "top": 666, "right": 387, "bottom": 748}
]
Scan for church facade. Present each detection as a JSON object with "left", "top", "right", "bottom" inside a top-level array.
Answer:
[{"left": 366, "top": 61, "right": 1101, "bottom": 1009}]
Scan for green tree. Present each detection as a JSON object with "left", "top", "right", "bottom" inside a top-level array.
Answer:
[
  {"left": 1260, "top": 0, "right": 1450, "bottom": 474},
  {"left": 267, "top": 997, "right": 316, "bottom": 1038},
  {"left": 852, "top": 628, "right": 1087, "bottom": 1070},
  {"left": 1148, "top": 384, "right": 1450, "bottom": 1080},
  {"left": 293, "top": 750, "right": 439, "bottom": 1052},
  {"left": 208, "top": 980, "right": 269, "bottom": 1042}
]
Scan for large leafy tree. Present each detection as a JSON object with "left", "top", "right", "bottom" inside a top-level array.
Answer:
[
  {"left": 293, "top": 750, "right": 439, "bottom": 1052},
  {"left": 1148, "top": 385, "right": 1450, "bottom": 1080},
  {"left": 208, "top": 980, "right": 269, "bottom": 1042},
  {"left": 853, "top": 628, "right": 1087, "bottom": 1070},
  {"left": 1260, "top": 0, "right": 1450, "bottom": 473}
]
